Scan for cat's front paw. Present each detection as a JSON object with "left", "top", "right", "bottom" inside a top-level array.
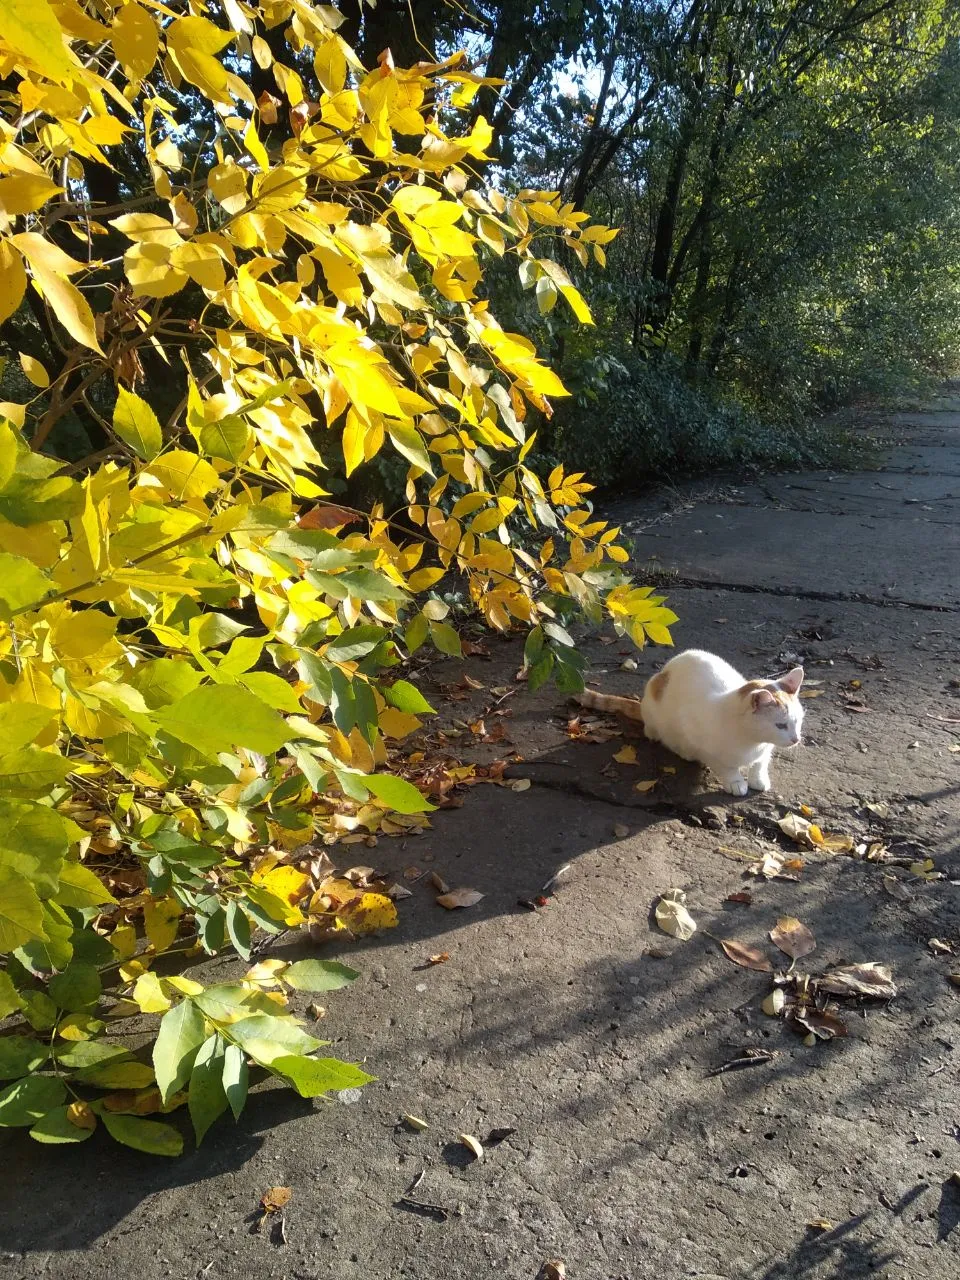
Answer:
[
  {"left": 747, "top": 769, "right": 771, "bottom": 792},
  {"left": 721, "top": 774, "right": 749, "bottom": 797}
]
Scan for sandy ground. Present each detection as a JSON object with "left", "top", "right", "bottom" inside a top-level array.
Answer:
[{"left": 4, "top": 390, "right": 960, "bottom": 1280}]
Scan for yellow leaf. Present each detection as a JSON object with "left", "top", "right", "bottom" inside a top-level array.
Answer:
[
  {"left": 111, "top": 2, "right": 159, "bottom": 80},
  {"left": 133, "top": 970, "right": 172, "bottom": 1014},
  {"left": 0, "top": 173, "right": 62, "bottom": 218},
  {"left": 143, "top": 896, "right": 181, "bottom": 953},
  {"left": 110, "top": 925, "right": 137, "bottom": 961},
  {"left": 144, "top": 450, "right": 220, "bottom": 499},
  {"left": 337, "top": 891, "right": 398, "bottom": 935},
  {"left": 243, "top": 118, "right": 270, "bottom": 173},
  {"left": 613, "top": 745, "right": 638, "bottom": 764},
  {"left": 66, "top": 1101, "right": 97, "bottom": 1132},
  {"left": 0, "top": 240, "right": 27, "bottom": 324},
  {"left": 0, "top": 0, "right": 77, "bottom": 86},
  {"left": 634, "top": 779, "right": 658, "bottom": 793},
  {"left": 19, "top": 353, "right": 49, "bottom": 389},
  {"left": 313, "top": 246, "right": 364, "bottom": 307}
]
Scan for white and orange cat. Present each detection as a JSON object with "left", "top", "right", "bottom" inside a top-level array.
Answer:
[{"left": 577, "top": 648, "right": 804, "bottom": 796}]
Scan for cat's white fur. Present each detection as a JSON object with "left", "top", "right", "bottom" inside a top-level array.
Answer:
[
  {"left": 578, "top": 648, "right": 804, "bottom": 796},
  {"left": 641, "top": 649, "right": 804, "bottom": 795}
]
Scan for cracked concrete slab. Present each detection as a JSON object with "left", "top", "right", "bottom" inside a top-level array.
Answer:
[{"left": 3, "top": 392, "right": 960, "bottom": 1280}]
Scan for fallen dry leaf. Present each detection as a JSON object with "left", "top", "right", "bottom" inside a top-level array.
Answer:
[
  {"left": 799, "top": 689, "right": 823, "bottom": 699},
  {"left": 818, "top": 962, "right": 897, "bottom": 1000},
  {"left": 762, "top": 989, "right": 787, "bottom": 1016},
  {"left": 634, "top": 779, "right": 658, "bottom": 793},
  {"left": 613, "top": 823, "right": 629, "bottom": 838},
  {"left": 790, "top": 1007, "right": 847, "bottom": 1040},
  {"left": 770, "top": 916, "right": 817, "bottom": 961},
  {"left": 428, "top": 952, "right": 450, "bottom": 965},
  {"left": 719, "top": 938, "right": 773, "bottom": 971},
  {"left": 865, "top": 802, "right": 890, "bottom": 819},
  {"left": 799, "top": 803, "right": 815, "bottom": 817},
  {"left": 401, "top": 1114, "right": 429, "bottom": 1131},
  {"left": 748, "top": 851, "right": 802, "bottom": 880},
  {"left": 436, "top": 888, "right": 484, "bottom": 909},
  {"left": 537, "top": 1262, "right": 567, "bottom": 1280},
  {"left": 613, "top": 744, "right": 638, "bottom": 764},
  {"left": 66, "top": 1100, "right": 97, "bottom": 1131},
  {"left": 726, "top": 891, "right": 753, "bottom": 905},
  {"left": 929, "top": 937, "right": 955, "bottom": 955},
  {"left": 387, "top": 882, "right": 413, "bottom": 900},
  {"left": 819, "top": 833, "right": 855, "bottom": 853},
  {"left": 429, "top": 871, "right": 450, "bottom": 894},
  {"left": 807, "top": 1219, "right": 834, "bottom": 1232},
  {"left": 655, "top": 888, "right": 697, "bottom": 940},
  {"left": 261, "top": 1186, "right": 293, "bottom": 1213},
  {"left": 947, "top": 974, "right": 960, "bottom": 988},
  {"left": 949, "top": 744, "right": 960, "bottom": 754},
  {"left": 882, "top": 874, "right": 911, "bottom": 901},
  {"left": 459, "top": 1133, "right": 484, "bottom": 1161},
  {"left": 506, "top": 777, "right": 531, "bottom": 792},
  {"left": 778, "top": 813, "right": 823, "bottom": 849}
]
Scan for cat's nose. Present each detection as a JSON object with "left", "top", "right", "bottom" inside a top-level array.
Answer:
[{"left": 790, "top": 733, "right": 800, "bottom": 746}]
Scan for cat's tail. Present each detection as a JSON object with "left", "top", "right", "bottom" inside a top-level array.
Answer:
[{"left": 575, "top": 689, "right": 645, "bottom": 723}]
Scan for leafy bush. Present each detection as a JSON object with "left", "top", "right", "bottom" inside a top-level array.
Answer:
[
  {"left": 545, "top": 349, "right": 865, "bottom": 491},
  {"left": 0, "top": 3, "right": 676, "bottom": 1153}
]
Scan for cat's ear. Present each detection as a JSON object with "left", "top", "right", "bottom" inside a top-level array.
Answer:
[
  {"left": 778, "top": 666, "right": 804, "bottom": 695},
  {"left": 751, "top": 688, "right": 777, "bottom": 710}
]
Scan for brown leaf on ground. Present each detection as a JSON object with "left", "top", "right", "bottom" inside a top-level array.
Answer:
[
  {"left": 428, "top": 952, "right": 450, "bottom": 965},
  {"left": 817, "top": 962, "right": 897, "bottom": 1000},
  {"left": 436, "top": 888, "right": 484, "bottom": 909},
  {"left": 719, "top": 938, "right": 773, "bottom": 971},
  {"left": 429, "top": 872, "right": 450, "bottom": 894},
  {"left": 613, "top": 823, "right": 629, "bottom": 838},
  {"left": 770, "top": 916, "right": 817, "bottom": 961},
  {"left": 726, "top": 891, "right": 753, "bottom": 905},
  {"left": 261, "top": 1187, "right": 292, "bottom": 1213},
  {"left": 790, "top": 1007, "right": 848, "bottom": 1040}
]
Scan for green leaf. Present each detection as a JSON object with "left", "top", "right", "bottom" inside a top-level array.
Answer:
[
  {"left": 225, "top": 900, "right": 251, "bottom": 960},
  {"left": 364, "top": 773, "right": 435, "bottom": 814},
  {"left": 227, "top": 1014, "right": 325, "bottom": 1066},
  {"left": 55, "top": 1041, "right": 132, "bottom": 1071},
  {"left": 19, "top": 990, "right": 58, "bottom": 1031},
  {"left": 30, "top": 1105, "right": 96, "bottom": 1144},
  {"left": 156, "top": 685, "right": 290, "bottom": 758},
  {"left": 0, "top": 1074, "right": 66, "bottom": 1127},
  {"left": 192, "top": 983, "right": 274, "bottom": 1022},
  {"left": 0, "top": 798, "right": 71, "bottom": 895},
  {"left": 101, "top": 1111, "right": 184, "bottom": 1157},
  {"left": 0, "top": 970, "right": 25, "bottom": 1019},
  {"left": 0, "top": 1036, "right": 48, "bottom": 1080},
  {"left": 55, "top": 861, "right": 117, "bottom": 909},
  {"left": 388, "top": 423, "right": 434, "bottom": 475},
  {"left": 282, "top": 959, "right": 359, "bottom": 992},
  {"left": 325, "top": 624, "right": 387, "bottom": 661},
  {"left": 0, "top": 703, "right": 56, "bottom": 751},
  {"left": 113, "top": 386, "right": 163, "bottom": 460},
  {"left": 47, "top": 961, "right": 102, "bottom": 1012},
  {"left": 15, "top": 900, "right": 72, "bottom": 972},
  {"left": 405, "top": 612, "right": 428, "bottom": 653},
  {"left": 523, "top": 626, "right": 545, "bottom": 667},
  {"left": 153, "top": 999, "right": 207, "bottom": 1103},
  {"left": 0, "top": 553, "right": 55, "bottom": 615},
  {"left": 0, "top": 747, "right": 71, "bottom": 796},
  {"left": 271, "top": 1054, "right": 375, "bottom": 1098},
  {"left": 188, "top": 1033, "right": 228, "bottom": 1145},
  {"left": 0, "top": 866, "right": 46, "bottom": 951},
  {"left": 222, "top": 1042, "right": 248, "bottom": 1121},
  {"left": 428, "top": 620, "right": 462, "bottom": 657},
  {"left": 527, "top": 651, "right": 554, "bottom": 691},
  {"left": 75, "top": 1060, "right": 156, "bottom": 1089},
  {"left": 199, "top": 417, "right": 253, "bottom": 464},
  {"left": 383, "top": 679, "right": 434, "bottom": 715}
]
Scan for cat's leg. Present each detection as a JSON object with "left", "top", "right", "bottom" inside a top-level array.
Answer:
[
  {"left": 747, "top": 746, "right": 773, "bottom": 792},
  {"left": 708, "top": 760, "right": 748, "bottom": 796}
]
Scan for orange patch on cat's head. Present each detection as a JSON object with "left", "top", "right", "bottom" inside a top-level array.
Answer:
[
  {"left": 648, "top": 669, "right": 670, "bottom": 701},
  {"left": 740, "top": 680, "right": 790, "bottom": 710}
]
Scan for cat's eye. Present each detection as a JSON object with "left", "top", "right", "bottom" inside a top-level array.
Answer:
[{"left": 776, "top": 721, "right": 788, "bottom": 730}]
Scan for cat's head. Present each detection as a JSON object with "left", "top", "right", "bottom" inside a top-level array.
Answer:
[{"left": 745, "top": 667, "right": 804, "bottom": 746}]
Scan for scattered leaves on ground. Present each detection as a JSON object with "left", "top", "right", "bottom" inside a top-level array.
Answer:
[
  {"left": 655, "top": 889, "right": 697, "bottom": 940},
  {"left": 818, "top": 963, "right": 897, "bottom": 1000}
]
